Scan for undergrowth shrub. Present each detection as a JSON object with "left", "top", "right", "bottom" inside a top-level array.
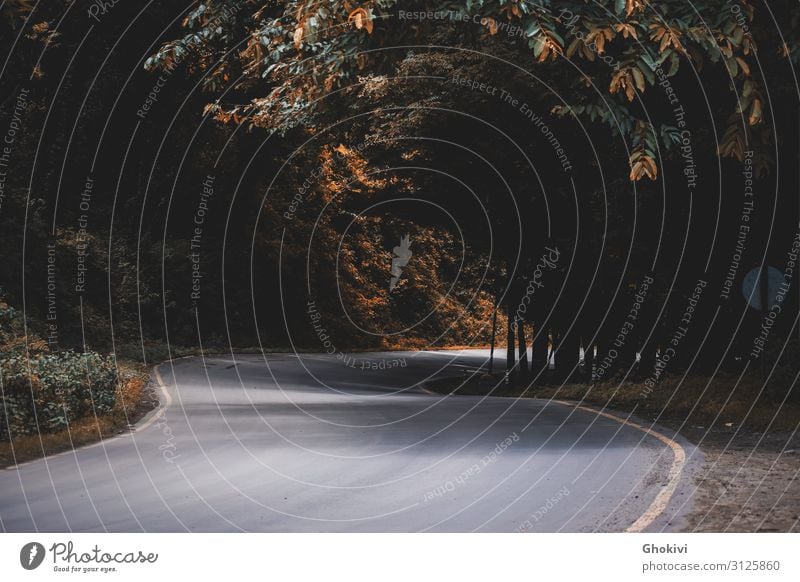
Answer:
[
  {"left": 1, "top": 293, "right": 119, "bottom": 440},
  {"left": 0, "top": 352, "right": 118, "bottom": 440}
]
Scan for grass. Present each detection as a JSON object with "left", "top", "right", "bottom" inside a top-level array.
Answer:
[{"left": 425, "top": 372, "right": 800, "bottom": 433}]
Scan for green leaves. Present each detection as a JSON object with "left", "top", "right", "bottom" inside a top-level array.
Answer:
[
  {"left": 0, "top": 351, "right": 119, "bottom": 440},
  {"left": 144, "top": 0, "right": 796, "bottom": 180},
  {"left": 659, "top": 125, "right": 681, "bottom": 149}
]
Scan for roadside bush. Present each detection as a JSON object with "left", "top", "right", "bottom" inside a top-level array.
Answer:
[{"left": 0, "top": 351, "right": 118, "bottom": 440}]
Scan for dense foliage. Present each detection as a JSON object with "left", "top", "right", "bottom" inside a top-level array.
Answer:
[
  {"left": 146, "top": 0, "right": 793, "bottom": 176},
  {"left": 0, "top": 351, "right": 118, "bottom": 439},
  {"left": 0, "top": 296, "right": 118, "bottom": 440}
]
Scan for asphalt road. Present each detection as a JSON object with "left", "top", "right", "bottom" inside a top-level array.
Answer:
[{"left": 0, "top": 350, "right": 698, "bottom": 532}]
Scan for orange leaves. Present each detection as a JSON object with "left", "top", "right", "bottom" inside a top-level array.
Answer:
[
  {"left": 624, "top": 0, "right": 646, "bottom": 17},
  {"left": 649, "top": 23, "right": 685, "bottom": 55},
  {"left": 482, "top": 17, "right": 500, "bottom": 35},
  {"left": 293, "top": 25, "right": 304, "bottom": 48},
  {"left": 324, "top": 143, "right": 386, "bottom": 194},
  {"left": 499, "top": 0, "right": 524, "bottom": 20},
  {"left": 739, "top": 78, "right": 763, "bottom": 126},
  {"left": 629, "top": 151, "right": 658, "bottom": 181},
  {"left": 741, "top": 32, "right": 755, "bottom": 56},
  {"left": 748, "top": 98, "right": 762, "bottom": 125},
  {"left": 628, "top": 121, "right": 658, "bottom": 181},
  {"left": 564, "top": 25, "right": 616, "bottom": 61},
  {"left": 583, "top": 27, "right": 614, "bottom": 54},
  {"left": 534, "top": 36, "right": 562, "bottom": 62},
  {"left": 294, "top": 3, "right": 374, "bottom": 50},
  {"left": 614, "top": 22, "right": 638, "bottom": 40},
  {"left": 610, "top": 68, "right": 639, "bottom": 101},
  {"left": 240, "top": 33, "right": 263, "bottom": 72},
  {"left": 735, "top": 56, "right": 750, "bottom": 76},
  {"left": 348, "top": 6, "right": 374, "bottom": 33},
  {"left": 205, "top": 102, "right": 247, "bottom": 126}
]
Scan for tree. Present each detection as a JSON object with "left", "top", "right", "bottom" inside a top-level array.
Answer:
[
  {"left": 146, "top": 0, "right": 795, "bottom": 176},
  {"left": 145, "top": 0, "right": 800, "bottom": 383}
]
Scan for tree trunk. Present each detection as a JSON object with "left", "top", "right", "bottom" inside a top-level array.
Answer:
[
  {"left": 517, "top": 319, "right": 528, "bottom": 384},
  {"left": 582, "top": 337, "right": 595, "bottom": 383},
  {"left": 489, "top": 294, "right": 498, "bottom": 375},
  {"left": 637, "top": 338, "right": 658, "bottom": 382},
  {"left": 555, "top": 330, "right": 580, "bottom": 382},
  {"left": 531, "top": 323, "right": 549, "bottom": 382},
  {"left": 505, "top": 301, "right": 516, "bottom": 384}
]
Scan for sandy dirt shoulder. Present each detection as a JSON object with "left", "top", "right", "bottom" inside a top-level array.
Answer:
[{"left": 677, "top": 427, "right": 799, "bottom": 532}]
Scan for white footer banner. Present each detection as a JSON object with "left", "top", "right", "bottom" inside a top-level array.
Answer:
[{"left": 1, "top": 534, "right": 797, "bottom": 581}]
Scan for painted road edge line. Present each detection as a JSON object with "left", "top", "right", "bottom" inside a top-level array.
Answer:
[{"left": 554, "top": 400, "right": 687, "bottom": 533}]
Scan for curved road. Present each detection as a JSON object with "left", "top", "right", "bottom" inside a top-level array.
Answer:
[{"left": 0, "top": 350, "right": 698, "bottom": 532}]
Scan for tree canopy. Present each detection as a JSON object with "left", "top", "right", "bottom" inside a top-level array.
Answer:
[{"left": 146, "top": 0, "right": 798, "bottom": 179}]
